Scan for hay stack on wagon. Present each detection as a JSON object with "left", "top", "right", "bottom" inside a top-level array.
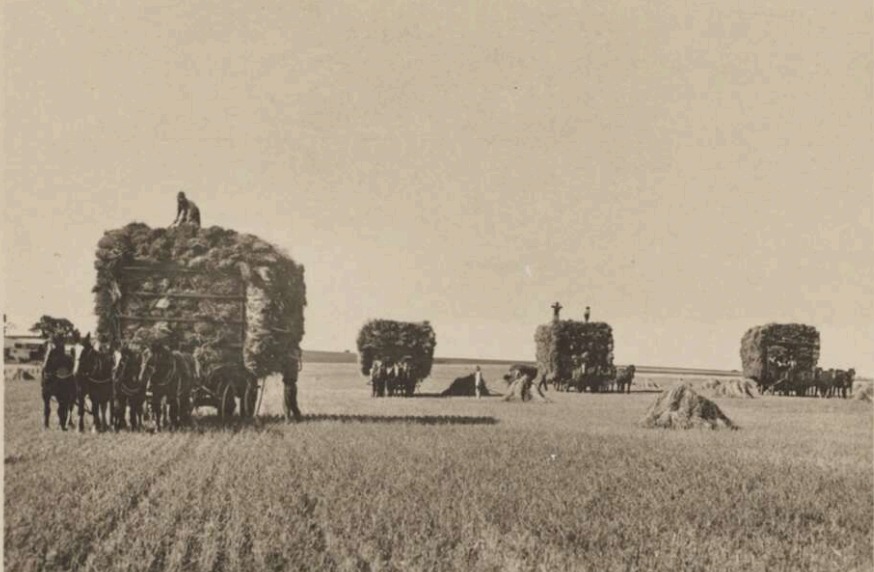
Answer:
[
  {"left": 740, "top": 323, "right": 819, "bottom": 391},
  {"left": 639, "top": 385, "right": 737, "bottom": 430},
  {"left": 356, "top": 319, "right": 436, "bottom": 390},
  {"left": 535, "top": 320, "right": 614, "bottom": 388},
  {"left": 93, "top": 223, "right": 306, "bottom": 378}
]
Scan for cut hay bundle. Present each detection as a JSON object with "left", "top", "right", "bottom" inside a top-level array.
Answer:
[
  {"left": 854, "top": 384, "right": 874, "bottom": 403},
  {"left": 634, "top": 377, "right": 661, "bottom": 391},
  {"left": 639, "top": 385, "right": 737, "bottom": 430},
  {"left": 740, "top": 323, "right": 819, "bottom": 381},
  {"left": 93, "top": 223, "right": 306, "bottom": 378},
  {"left": 502, "top": 364, "right": 549, "bottom": 402},
  {"left": 356, "top": 320, "right": 436, "bottom": 382},
  {"left": 700, "top": 378, "right": 759, "bottom": 399},
  {"left": 535, "top": 320, "right": 613, "bottom": 383},
  {"left": 441, "top": 374, "right": 492, "bottom": 397}
]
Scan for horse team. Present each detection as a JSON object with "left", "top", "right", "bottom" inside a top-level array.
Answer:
[
  {"left": 550, "top": 362, "right": 636, "bottom": 393},
  {"left": 369, "top": 357, "right": 416, "bottom": 397},
  {"left": 40, "top": 333, "right": 197, "bottom": 432},
  {"left": 759, "top": 366, "right": 857, "bottom": 398}
]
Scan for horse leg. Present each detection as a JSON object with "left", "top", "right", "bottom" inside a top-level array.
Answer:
[
  {"left": 168, "top": 398, "right": 179, "bottom": 430},
  {"left": 59, "top": 401, "right": 69, "bottom": 431},
  {"left": 43, "top": 395, "right": 51, "bottom": 429},
  {"left": 152, "top": 395, "right": 162, "bottom": 432},
  {"left": 77, "top": 385, "right": 86, "bottom": 433}
]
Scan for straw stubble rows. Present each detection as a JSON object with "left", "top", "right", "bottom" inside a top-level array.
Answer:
[{"left": 5, "top": 363, "right": 872, "bottom": 571}]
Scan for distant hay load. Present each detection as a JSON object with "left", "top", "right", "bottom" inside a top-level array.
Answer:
[
  {"left": 93, "top": 222, "right": 306, "bottom": 378},
  {"left": 535, "top": 320, "right": 614, "bottom": 385},
  {"left": 740, "top": 323, "right": 819, "bottom": 385},
  {"left": 356, "top": 319, "right": 436, "bottom": 382},
  {"left": 639, "top": 385, "right": 737, "bottom": 430},
  {"left": 700, "top": 378, "right": 759, "bottom": 399}
]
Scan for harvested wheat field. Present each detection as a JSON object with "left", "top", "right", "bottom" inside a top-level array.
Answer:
[{"left": 5, "top": 363, "right": 873, "bottom": 572}]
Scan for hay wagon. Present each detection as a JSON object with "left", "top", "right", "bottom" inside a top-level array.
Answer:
[
  {"left": 114, "top": 261, "right": 259, "bottom": 420},
  {"left": 740, "top": 323, "right": 820, "bottom": 395},
  {"left": 95, "top": 223, "right": 307, "bottom": 422}
]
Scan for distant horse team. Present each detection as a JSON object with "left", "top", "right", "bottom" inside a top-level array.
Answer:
[
  {"left": 369, "top": 357, "right": 416, "bottom": 397},
  {"left": 551, "top": 359, "right": 636, "bottom": 393},
  {"left": 39, "top": 333, "right": 198, "bottom": 432},
  {"left": 758, "top": 362, "right": 856, "bottom": 398}
]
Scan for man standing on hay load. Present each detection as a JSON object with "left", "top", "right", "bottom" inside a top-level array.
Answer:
[
  {"left": 171, "top": 191, "right": 201, "bottom": 228},
  {"left": 282, "top": 347, "right": 303, "bottom": 422}
]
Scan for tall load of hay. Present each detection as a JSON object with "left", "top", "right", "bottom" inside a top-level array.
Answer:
[
  {"left": 740, "top": 323, "right": 819, "bottom": 383},
  {"left": 356, "top": 320, "right": 436, "bottom": 384},
  {"left": 93, "top": 223, "right": 306, "bottom": 378},
  {"left": 535, "top": 320, "right": 613, "bottom": 384}
]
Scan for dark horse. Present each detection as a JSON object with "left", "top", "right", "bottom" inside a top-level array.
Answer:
[
  {"left": 113, "top": 345, "right": 147, "bottom": 431},
  {"left": 41, "top": 338, "right": 77, "bottom": 430},
  {"left": 73, "top": 334, "right": 115, "bottom": 432},
  {"left": 139, "top": 343, "right": 194, "bottom": 431}
]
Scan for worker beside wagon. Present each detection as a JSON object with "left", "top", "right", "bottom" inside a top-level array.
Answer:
[
  {"left": 282, "top": 347, "right": 303, "bottom": 422},
  {"left": 474, "top": 365, "right": 485, "bottom": 398}
]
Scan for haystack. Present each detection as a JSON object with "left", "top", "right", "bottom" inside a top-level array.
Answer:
[
  {"left": 740, "top": 323, "right": 819, "bottom": 382},
  {"left": 502, "top": 364, "right": 549, "bottom": 402},
  {"left": 700, "top": 378, "right": 758, "bottom": 399},
  {"left": 535, "top": 320, "right": 613, "bottom": 384},
  {"left": 634, "top": 377, "right": 661, "bottom": 391},
  {"left": 639, "top": 385, "right": 737, "bottom": 430},
  {"left": 441, "top": 374, "right": 492, "bottom": 397},
  {"left": 853, "top": 384, "right": 874, "bottom": 403},
  {"left": 356, "top": 320, "right": 436, "bottom": 383},
  {"left": 93, "top": 223, "right": 306, "bottom": 378}
]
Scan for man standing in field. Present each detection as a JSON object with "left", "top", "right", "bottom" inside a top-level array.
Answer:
[
  {"left": 282, "top": 347, "right": 303, "bottom": 422},
  {"left": 474, "top": 365, "right": 484, "bottom": 398},
  {"left": 171, "top": 191, "right": 201, "bottom": 228}
]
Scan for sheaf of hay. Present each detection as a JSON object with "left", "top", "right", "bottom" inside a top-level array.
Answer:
[{"left": 639, "top": 385, "right": 737, "bottom": 430}]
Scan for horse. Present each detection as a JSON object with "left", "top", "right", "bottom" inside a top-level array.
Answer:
[
  {"left": 139, "top": 344, "right": 195, "bottom": 431},
  {"left": 112, "top": 346, "right": 147, "bottom": 431},
  {"left": 40, "top": 340, "right": 77, "bottom": 430},
  {"left": 613, "top": 365, "right": 636, "bottom": 394},
  {"left": 73, "top": 335, "right": 115, "bottom": 432}
]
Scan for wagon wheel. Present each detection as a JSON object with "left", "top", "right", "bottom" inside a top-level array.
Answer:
[
  {"left": 239, "top": 381, "right": 257, "bottom": 419},
  {"left": 218, "top": 380, "right": 237, "bottom": 421}
]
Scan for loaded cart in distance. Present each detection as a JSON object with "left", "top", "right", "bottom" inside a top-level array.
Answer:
[{"left": 94, "top": 223, "right": 306, "bottom": 422}]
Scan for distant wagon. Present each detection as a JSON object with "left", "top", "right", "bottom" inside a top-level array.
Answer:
[
  {"left": 535, "top": 320, "right": 617, "bottom": 392},
  {"left": 357, "top": 320, "right": 436, "bottom": 397},
  {"left": 94, "top": 223, "right": 306, "bottom": 421},
  {"left": 740, "top": 323, "right": 819, "bottom": 396}
]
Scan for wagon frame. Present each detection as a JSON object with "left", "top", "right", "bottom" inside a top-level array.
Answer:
[{"left": 114, "top": 261, "right": 261, "bottom": 422}]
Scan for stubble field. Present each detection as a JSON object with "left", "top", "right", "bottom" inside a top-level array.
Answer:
[{"left": 4, "top": 363, "right": 873, "bottom": 571}]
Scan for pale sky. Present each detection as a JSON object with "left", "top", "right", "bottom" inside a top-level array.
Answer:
[{"left": 3, "top": 1, "right": 872, "bottom": 374}]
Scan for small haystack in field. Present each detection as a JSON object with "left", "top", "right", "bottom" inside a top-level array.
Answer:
[
  {"left": 700, "top": 378, "right": 758, "bottom": 399},
  {"left": 853, "top": 384, "right": 873, "bottom": 403},
  {"left": 634, "top": 377, "right": 661, "bottom": 391},
  {"left": 442, "top": 374, "right": 492, "bottom": 397},
  {"left": 502, "top": 364, "right": 549, "bottom": 402},
  {"left": 639, "top": 385, "right": 737, "bottom": 430}
]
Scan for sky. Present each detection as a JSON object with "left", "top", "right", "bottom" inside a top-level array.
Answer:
[{"left": 2, "top": 1, "right": 872, "bottom": 374}]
